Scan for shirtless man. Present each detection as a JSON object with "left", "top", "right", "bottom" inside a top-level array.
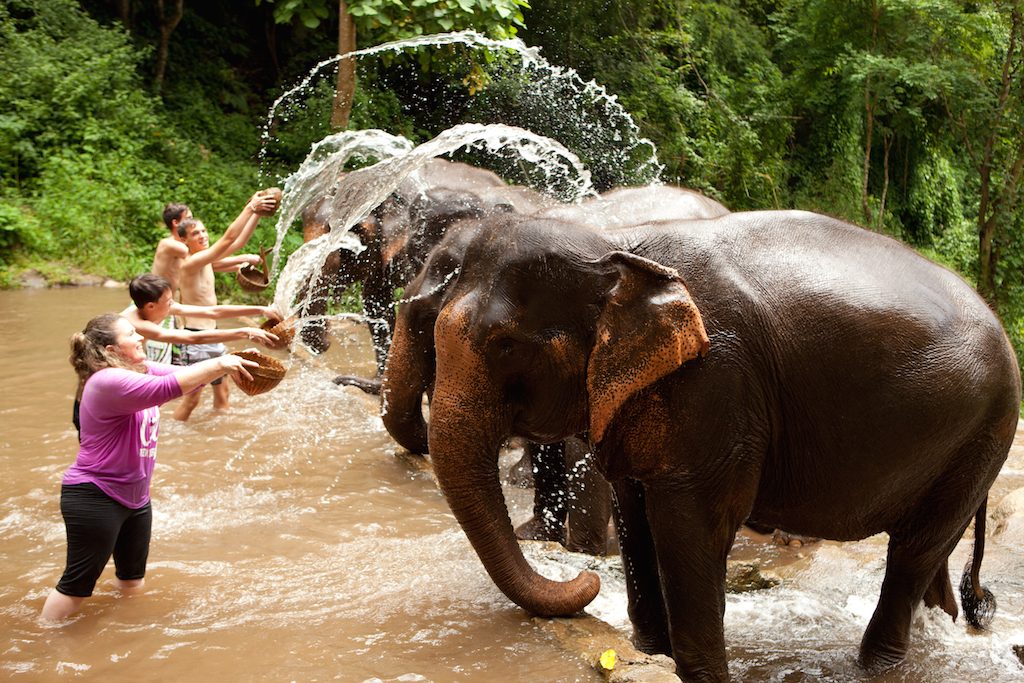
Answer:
[
  {"left": 152, "top": 196, "right": 274, "bottom": 293},
  {"left": 172, "top": 206, "right": 276, "bottom": 420}
]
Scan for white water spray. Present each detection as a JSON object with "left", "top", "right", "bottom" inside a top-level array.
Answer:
[{"left": 271, "top": 123, "right": 595, "bottom": 329}]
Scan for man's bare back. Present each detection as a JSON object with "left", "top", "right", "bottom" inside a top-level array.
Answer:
[{"left": 152, "top": 236, "right": 189, "bottom": 292}]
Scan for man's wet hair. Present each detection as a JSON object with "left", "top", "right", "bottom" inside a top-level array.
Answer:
[
  {"left": 129, "top": 273, "right": 171, "bottom": 309},
  {"left": 176, "top": 217, "right": 198, "bottom": 239},
  {"left": 163, "top": 203, "right": 190, "bottom": 229}
]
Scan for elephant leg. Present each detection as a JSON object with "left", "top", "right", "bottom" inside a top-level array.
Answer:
[
  {"left": 297, "top": 285, "right": 330, "bottom": 353},
  {"left": 363, "top": 282, "right": 396, "bottom": 376},
  {"left": 506, "top": 448, "right": 534, "bottom": 488},
  {"left": 644, "top": 482, "right": 737, "bottom": 681},
  {"left": 514, "top": 442, "right": 567, "bottom": 544},
  {"left": 564, "top": 439, "right": 612, "bottom": 556},
  {"left": 860, "top": 450, "right": 1000, "bottom": 674},
  {"left": 858, "top": 535, "right": 962, "bottom": 673},
  {"left": 611, "top": 479, "right": 671, "bottom": 656},
  {"left": 922, "top": 558, "right": 958, "bottom": 620}
]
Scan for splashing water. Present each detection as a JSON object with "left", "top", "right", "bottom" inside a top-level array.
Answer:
[
  {"left": 257, "top": 30, "right": 661, "bottom": 186},
  {"left": 267, "top": 128, "right": 416, "bottom": 274},
  {"left": 270, "top": 123, "right": 595, "bottom": 336}
]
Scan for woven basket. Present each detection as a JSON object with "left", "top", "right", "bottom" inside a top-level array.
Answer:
[
  {"left": 260, "top": 315, "right": 296, "bottom": 350},
  {"left": 237, "top": 246, "right": 270, "bottom": 292},
  {"left": 231, "top": 349, "right": 286, "bottom": 396}
]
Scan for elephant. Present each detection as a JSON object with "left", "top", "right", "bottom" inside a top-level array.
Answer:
[
  {"left": 295, "top": 158, "right": 555, "bottom": 386},
  {"left": 381, "top": 185, "right": 731, "bottom": 556},
  {"left": 417, "top": 209, "right": 1020, "bottom": 680},
  {"left": 537, "top": 184, "right": 729, "bottom": 225}
]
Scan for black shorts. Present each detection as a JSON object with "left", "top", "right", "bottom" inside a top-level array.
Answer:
[{"left": 55, "top": 482, "right": 152, "bottom": 598}]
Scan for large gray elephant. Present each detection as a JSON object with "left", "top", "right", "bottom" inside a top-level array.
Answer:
[
  {"left": 417, "top": 210, "right": 1020, "bottom": 680},
  {"left": 296, "top": 158, "right": 554, "bottom": 384}
]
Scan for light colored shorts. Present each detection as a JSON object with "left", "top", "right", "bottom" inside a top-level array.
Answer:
[{"left": 177, "top": 336, "right": 227, "bottom": 384}]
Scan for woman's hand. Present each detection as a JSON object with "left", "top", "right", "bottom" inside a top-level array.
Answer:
[{"left": 217, "top": 353, "right": 258, "bottom": 383}]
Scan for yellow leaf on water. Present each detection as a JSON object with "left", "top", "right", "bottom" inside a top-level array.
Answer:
[{"left": 599, "top": 649, "right": 617, "bottom": 670}]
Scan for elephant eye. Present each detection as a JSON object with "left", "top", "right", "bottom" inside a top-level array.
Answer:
[{"left": 489, "top": 333, "right": 527, "bottom": 361}]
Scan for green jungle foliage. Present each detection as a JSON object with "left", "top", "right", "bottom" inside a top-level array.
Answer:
[{"left": 1, "top": 0, "right": 1023, "bottom": 369}]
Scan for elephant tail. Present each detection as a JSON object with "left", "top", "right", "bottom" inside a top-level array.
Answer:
[{"left": 959, "top": 497, "right": 996, "bottom": 629}]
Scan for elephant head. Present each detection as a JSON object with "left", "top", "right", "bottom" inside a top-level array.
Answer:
[
  {"left": 296, "top": 195, "right": 378, "bottom": 354},
  {"left": 300, "top": 159, "right": 541, "bottom": 378},
  {"left": 379, "top": 184, "right": 719, "bottom": 454},
  {"left": 423, "top": 214, "right": 708, "bottom": 616}
]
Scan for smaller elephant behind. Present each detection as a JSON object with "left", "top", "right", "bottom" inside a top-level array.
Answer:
[{"left": 295, "top": 158, "right": 555, "bottom": 384}]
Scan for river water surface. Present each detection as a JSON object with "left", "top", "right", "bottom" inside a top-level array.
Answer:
[{"left": 3, "top": 285, "right": 1024, "bottom": 682}]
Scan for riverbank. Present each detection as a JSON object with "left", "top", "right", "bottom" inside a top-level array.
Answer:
[{"left": 8, "top": 266, "right": 122, "bottom": 289}]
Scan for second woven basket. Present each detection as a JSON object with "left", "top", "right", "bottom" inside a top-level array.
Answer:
[{"left": 231, "top": 350, "right": 286, "bottom": 396}]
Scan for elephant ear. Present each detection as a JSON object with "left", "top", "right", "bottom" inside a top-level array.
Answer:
[{"left": 586, "top": 251, "right": 709, "bottom": 443}]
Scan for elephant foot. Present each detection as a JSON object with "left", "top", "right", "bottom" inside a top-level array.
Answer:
[
  {"left": 772, "top": 530, "right": 821, "bottom": 548},
  {"left": 631, "top": 631, "right": 672, "bottom": 657},
  {"left": 857, "top": 643, "right": 906, "bottom": 676},
  {"left": 515, "top": 515, "right": 565, "bottom": 545},
  {"left": 333, "top": 375, "right": 382, "bottom": 395}
]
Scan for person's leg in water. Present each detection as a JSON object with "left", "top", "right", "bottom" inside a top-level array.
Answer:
[
  {"left": 173, "top": 385, "right": 203, "bottom": 421},
  {"left": 173, "top": 341, "right": 226, "bottom": 420},
  {"left": 41, "top": 485, "right": 150, "bottom": 622},
  {"left": 212, "top": 378, "right": 229, "bottom": 411}
]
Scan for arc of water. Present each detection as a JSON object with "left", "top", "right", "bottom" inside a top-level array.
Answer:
[
  {"left": 272, "top": 123, "right": 595, "bottom": 327},
  {"left": 268, "top": 129, "right": 415, "bottom": 275},
  {"left": 258, "top": 30, "right": 662, "bottom": 183}
]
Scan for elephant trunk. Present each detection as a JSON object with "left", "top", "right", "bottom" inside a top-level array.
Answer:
[
  {"left": 428, "top": 356, "right": 599, "bottom": 616},
  {"left": 380, "top": 309, "right": 432, "bottom": 454}
]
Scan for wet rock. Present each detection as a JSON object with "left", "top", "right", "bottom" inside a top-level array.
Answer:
[
  {"left": 540, "top": 614, "right": 680, "bottom": 682},
  {"left": 1012, "top": 644, "right": 1024, "bottom": 667},
  {"left": 991, "top": 487, "right": 1024, "bottom": 537},
  {"left": 14, "top": 268, "right": 119, "bottom": 288},
  {"left": 726, "top": 560, "right": 781, "bottom": 592},
  {"left": 17, "top": 269, "right": 47, "bottom": 288}
]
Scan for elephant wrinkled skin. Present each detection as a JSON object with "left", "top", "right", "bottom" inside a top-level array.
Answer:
[{"left": 422, "top": 210, "right": 1021, "bottom": 681}]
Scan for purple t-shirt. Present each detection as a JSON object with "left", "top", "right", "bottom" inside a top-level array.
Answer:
[{"left": 62, "top": 361, "right": 183, "bottom": 508}]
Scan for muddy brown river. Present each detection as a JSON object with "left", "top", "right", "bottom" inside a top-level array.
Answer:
[{"left": 2, "top": 285, "right": 1024, "bottom": 681}]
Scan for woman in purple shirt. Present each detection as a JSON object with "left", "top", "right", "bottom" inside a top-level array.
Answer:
[{"left": 40, "top": 312, "right": 257, "bottom": 622}]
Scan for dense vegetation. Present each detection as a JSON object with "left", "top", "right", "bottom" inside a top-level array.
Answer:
[{"left": 1, "top": 0, "right": 1022, "bottom": 362}]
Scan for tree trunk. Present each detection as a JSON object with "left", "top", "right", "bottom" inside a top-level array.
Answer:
[
  {"left": 331, "top": 0, "right": 357, "bottom": 130},
  {"left": 862, "top": 1, "right": 880, "bottom": 227},
  {"left": 975, "top": 8, "right": 1023, "bottom": 305},
  {"left": 861, "top": 88, "right": 875, "bottom": 226},
  {"left": 877, "top": 132, "right": 892, "bottom": 231},
  {"left": 264, "top": 8, "right": 280, "bottom": 82},
  {"left": 153, "top": 0, "right": 184, "bottom": 95},
  {"left": 114, "top": 0, "right": 132, "bottom": 29}
]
